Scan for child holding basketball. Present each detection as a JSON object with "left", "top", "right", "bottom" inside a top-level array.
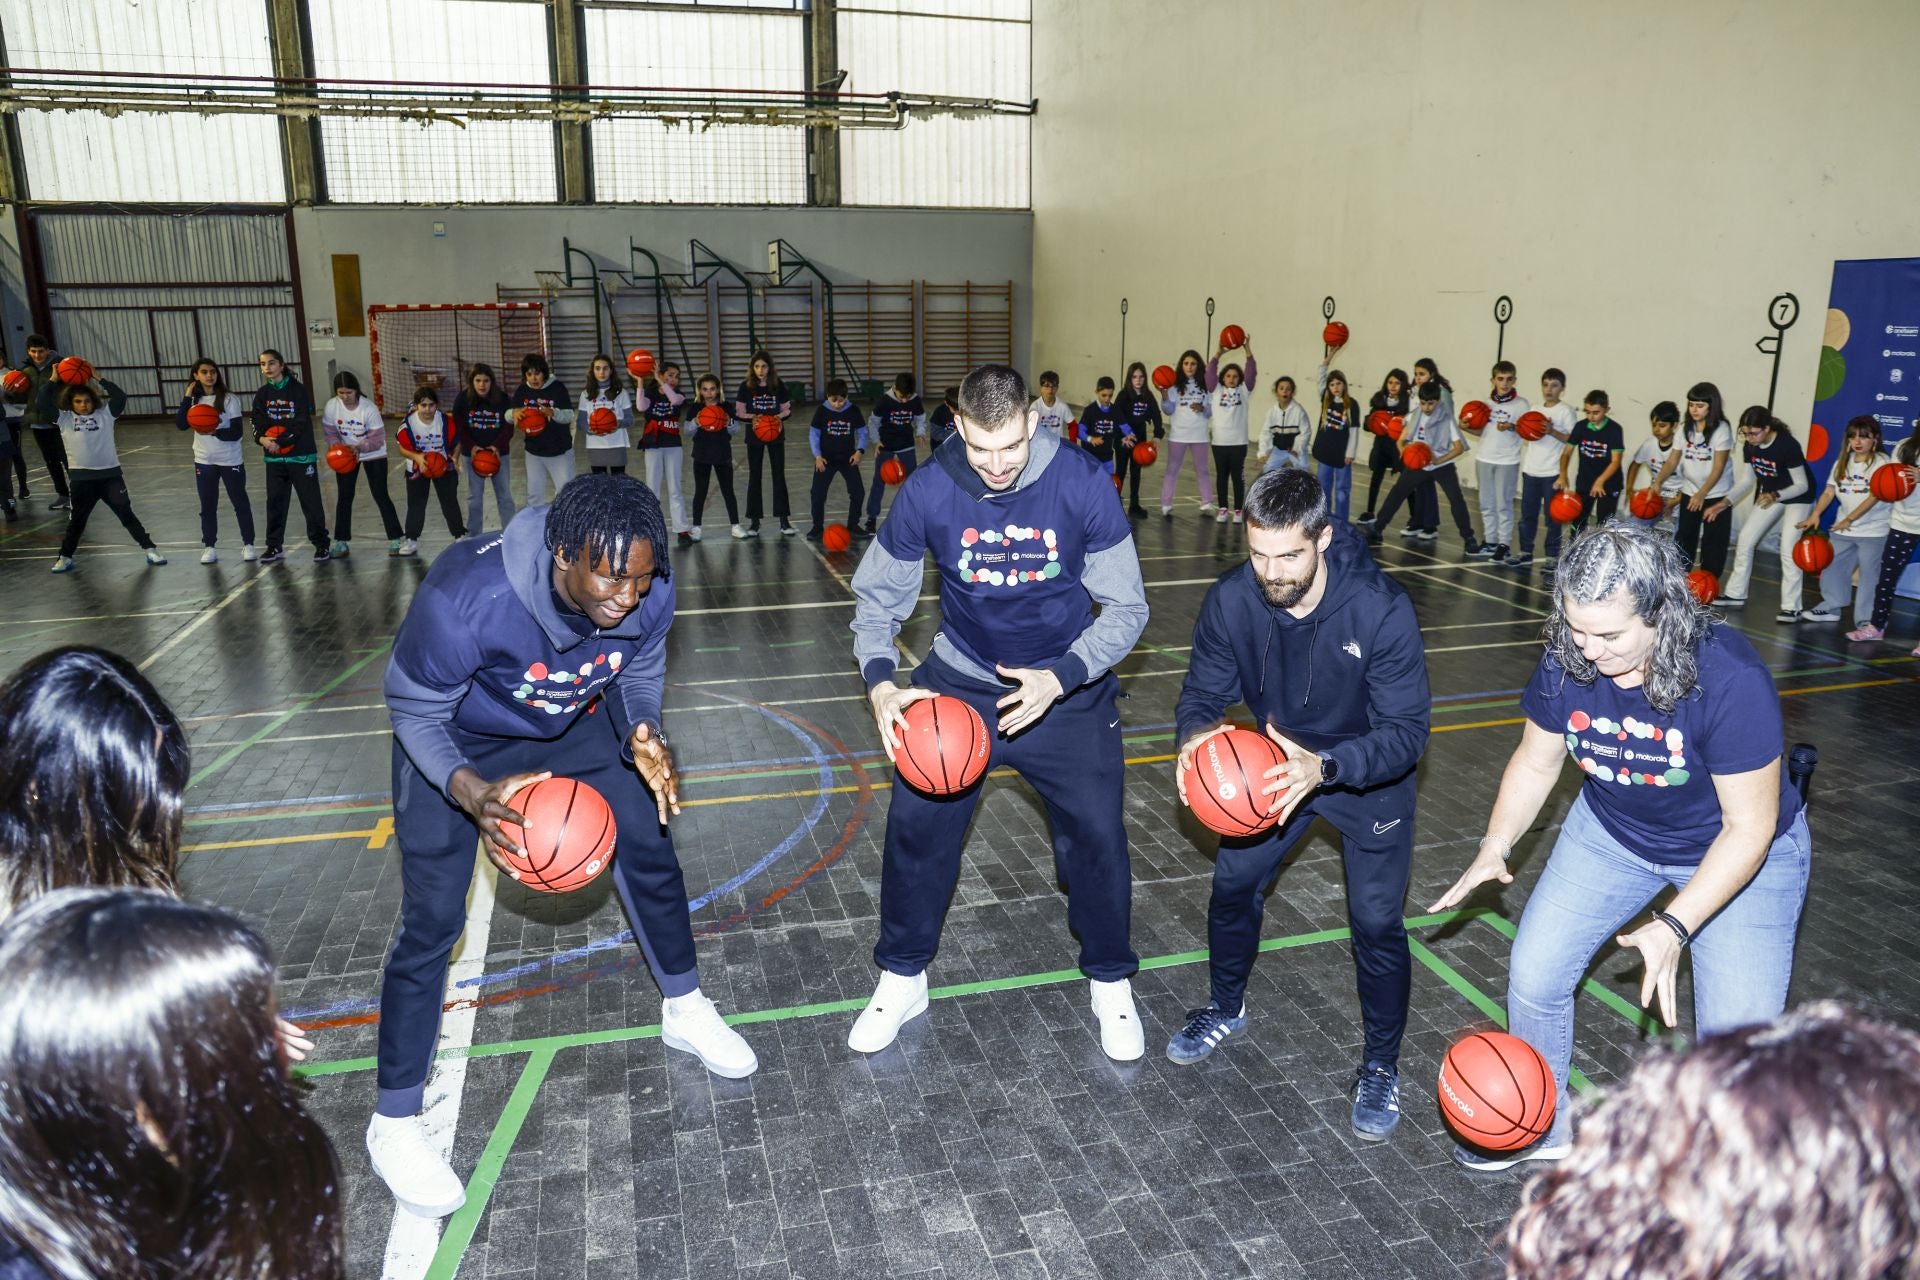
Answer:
[
  {"left": 1624, "top": 402, "right": 1683, "bottom": 517},
  {"left": 863, "top": 371, "right": 925, "bottom": 533},
  {"left": 637, "top": 363, "right": 691, "bottom": 546},
  {"left": 1849, "top": 426, "right": 1920, "bottom": 648},
  {"left": 1078, "top": 376, "right": 1121, "bottom": 470},
  {"left": 47, "top": 376, "right": 165, "bottom": 573},
  {"left": 1310, "top": 361, "right": 1361, "bottom": 521},
  {"left": 177, "top": 357, "right": 256, "bottom": 562},
  {"left": 1556, "top": 390, "right": 1624, "bottom": 534},
  {"left": 1208, "top": 341, "right": 1257, "bottom": 523},
  {"left": 1657, "top": 382, "right": 1735, "bottom": 578},
  {"left": 1800, "top": 416, "right": 1895, "bottom": 627},
  {"left": 1362, "top": 381, "right": 1482, "bottom": 553},
  {"left": 736, "top": 350, "right": 795, "bottom": 536},
  {"left": 1159, "top": 349, "right": 1214, "bottom": 517},
  {"left": 508, "top": 354, "right": 575, "bottom": 505},
  {"left": 1358, "top": 368, "right": 1409, "bottom": 527},
  {"left": 1114, "top": 362, "right": 1164, "bottom": 517},
  {"left": 1472, "top": 360, "right": 1528, "bottom": 562},
  {"left": 688, "top": 373, "right": 745, "bottom": 540},
  {"left": 579, "top": 354, "right": 636, "bottom": 477},
  {"left": 453, "top": 363, "right": 514, "bottom": 534},
  {"left": 321, "top": 370, "right": 403, "bottom": 557},
  {"left": 394, "top": 387, "right": 465, "bottom": 553},
  {"left": 1509, "top": 368, "right": 1577, "bottom": 568},
  {"left": 807, "top": 378, "right": 866, "bottom": 540},
  {"left": 1258, "top": 376, "right": 1310, "bottom": 474},
  {"left": 253, "top": 349, "right": 330, "bottom": 564}
]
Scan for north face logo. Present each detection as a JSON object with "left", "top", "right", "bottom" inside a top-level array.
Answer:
[{"left": 1343, "top": 640, "right": 1362, "bottom": 660}]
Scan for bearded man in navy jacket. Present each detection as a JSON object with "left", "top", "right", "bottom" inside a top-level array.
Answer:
[
  {"left": 1166, "top": 467, "right": 1431, "bottom": 1143},
  {"left": 848, "top": 364, "right": 1151, "bottom": 1061},
  {"left": 367, "top": 475, "right": 755, "bottom": 1219}
]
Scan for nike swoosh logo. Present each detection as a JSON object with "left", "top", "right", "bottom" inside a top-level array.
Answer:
[
  {"left": 1373, "top": 820, "right": 1402, "bottom": 835},
  {"left": 1108, "top": 719, "right": 1120, "bottom": 728}
]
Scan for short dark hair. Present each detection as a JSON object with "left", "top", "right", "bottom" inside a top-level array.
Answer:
[
  {"left": 942, "top": 385, "right": 959, "bottom": 407},
  {"left": 1038, "top": 370, "right": 1059, "bottom": 386},
  {"left": 1095, "top": 375, "right": 1115, "bottom": 391},
  {"left": 544, "top": 473, "right": 669, "bottom": 581},
  {"left": 1542, "top": 367, "right": 1567, "bottom": 384},
  {"left": 1243, "top": 467, "right": 1330, "bottom": 538},
  {"left": 894, "top": 371, "right": 916, "bottom": 396},
  {"left": 1417, "top": 381, "right": 1440, "bottom": 403},
  {"left": 24, "top": 333, "right": 50, "bottom": 350},
  {"left": 1492, "top": 360, "right": 1517, "bottom": 377},
  {"left": 957, "top": 365, "right": 1028, "bottom": 430},
  {"left": 412, "top": 385, "right": 439, "bottom": 406},
  {"left": 1584, "top": 389, "right": 1609, "bottom": 409},
  {"left": 825, "top": 378, "right": 849, "bottom": 399},
  {"left": 1274, "top": 375, "right": 1296, "bottom": 393},
  {"left": 521, "top": 353, "right": 550, "bottom": 378},
  {"left": 1650, "top": 400, "right": 1680, "bottom": 424}
]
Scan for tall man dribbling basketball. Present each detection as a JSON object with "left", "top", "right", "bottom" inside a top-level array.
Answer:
[
  {"left": 1168, "top": 468, "right": 1431, "bottom": 1141},
  {"left": 848, "top": 364, "right": 1151, "bottom": 1060},
  {"left": 368, "top": 475, "right": 755, "bottom": 1219}
]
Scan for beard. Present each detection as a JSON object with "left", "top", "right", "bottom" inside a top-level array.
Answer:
[{"left": 1258, "top": 557, "right": 1318, "bottom": 609}]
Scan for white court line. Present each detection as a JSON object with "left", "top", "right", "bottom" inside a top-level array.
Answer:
[
  {"left": 186, "top": 702, "right": 387, "bottom": 724},
  {"left": 137, "top": 576, "right": 266, "bottom": 671},
  {"left": 0, "top": 608, "right": 204, "bottom": 628},
  {"left": 380, "top": 850, "right": 498, "bottom": 1279}
]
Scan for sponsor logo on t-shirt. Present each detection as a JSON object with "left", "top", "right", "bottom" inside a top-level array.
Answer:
[
  {"left": 512, "top": 651, "right": 625, "bottom": 715},
  {"left": 1564, "top": 710, "right": 1690, "bottom": 786},
  {"left": 955, "top": 524, "right": 1062, "bottom": 586}
]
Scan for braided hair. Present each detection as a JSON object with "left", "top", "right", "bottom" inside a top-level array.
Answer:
[{"left": 544, "top": 473, "right": 670, "bottom": 582}]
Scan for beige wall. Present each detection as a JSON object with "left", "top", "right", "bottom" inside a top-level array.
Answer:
[{"left": 1030, "top": 0, "right": 1920, "bottom": 466}]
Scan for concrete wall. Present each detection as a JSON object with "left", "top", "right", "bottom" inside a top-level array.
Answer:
[
  {"left": 1029, "top": 0, "right": 1920, "bottom": 470},
  {"left": 292, "top": 204, "right": 1032, "bottom": 389}
]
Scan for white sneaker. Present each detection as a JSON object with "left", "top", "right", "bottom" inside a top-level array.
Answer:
[
  {"left": 199, "top": 547, "right": 219, "bottom": 564},
  {"left": 847, "top": 970, "right": 929, "bottom": 1053},
  {"left": 398, "top": 538, "right": 419, "bottom": 557},
  {"left": 1090, "top": 978, "right": 1145, "bottom": 1062},
  {"left": 241, "top": 544, "right": 258, "bottom": 562},
  {"left": 660, "top": 990, "right": 758, "bottom": 1078},
  {"left": 1214, "top": 509, "right": 1229, "bottom": 525},
  {"left": 1199, "top": 503, "right": 1217, "bottom": 515},
  {"left": 144, "top": 548, "right": 168, "bottom": 566},
  {"left": 690, "top": 526, "right": 703, "bottom": 542},
  {"left": 1230, "top": 510, "right": 1243, "bottom": 524},
  {"left": 1160, "top": 506, "right": 1173, "bottom": 518},
  {"left": 730, "top": 524, "right": 748, "bottom": 539},
  {"left": 365, "top": 1114, "right": 467, "bottom": 1218}
]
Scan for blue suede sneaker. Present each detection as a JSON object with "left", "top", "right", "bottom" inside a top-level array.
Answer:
[
  {"left": 1350, "top": 1062, "right": 1402, "bottom": 1141},
  {"left": 1164, "top": 1005, "right": 1247, "bottom": 1065}
]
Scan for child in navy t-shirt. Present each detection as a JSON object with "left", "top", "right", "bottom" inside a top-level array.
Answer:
[
  {"left": 1078, "top": 377, "right": 1121, "bottom": 468},
  {"left": 1559, "top": 390, "right": 1624, "bottom": 532},
  {"left": 808, "top": 379, "right": 867, "bottom": 538}
]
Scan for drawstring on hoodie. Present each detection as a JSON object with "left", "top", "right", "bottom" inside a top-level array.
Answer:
[{"left": 1256, "top": 600, "right": 1319, "bottom": 708}]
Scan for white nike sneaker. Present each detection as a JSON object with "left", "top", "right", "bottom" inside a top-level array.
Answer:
[
  {"left": 847, "top": 969, "right": 929, "bottom": 1053},
  {"left": 365, "top": 1114, "right": 467, "bottom": 1218},
  {"left": 199, "top": 547, "right": 219, "bottom": 564},
  {"left": 660, "top": 990, "right": 759, "bottom": 1078},
  {"left": 730, "top": 524, "right": 749, "bottom": 539},
  {"left": 241, "top": 544, "right": 258, "bottom": 562},
  {"left": 1090, "top": 978, "right": 1145, "bottom": 1061}
]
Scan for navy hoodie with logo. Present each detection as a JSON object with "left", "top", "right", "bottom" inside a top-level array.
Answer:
[
  {"left": 1176, "top": 522, "right": 1429, "bottom": 789},
  {"left": 384, "top": 504, "right": 673, "bottom": 794}
]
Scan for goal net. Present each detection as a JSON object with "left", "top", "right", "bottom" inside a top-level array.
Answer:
[{"left": 368, "top": 303, "right": 546, "bottom": 417}]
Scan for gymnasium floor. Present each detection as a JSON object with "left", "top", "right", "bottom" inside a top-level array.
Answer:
[{"left": 8, "top": 426, "right": 1920, "bottom": 1280}]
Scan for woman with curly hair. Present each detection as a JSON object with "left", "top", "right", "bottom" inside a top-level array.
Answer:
[
  {"left": 1503, "top": 1002, "right": 1920, "bottom": 1279},
  {"left": 1431, "top": 519, "right": 1811, "bottom": 1171}
]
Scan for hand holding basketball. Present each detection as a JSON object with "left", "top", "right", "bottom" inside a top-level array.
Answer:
[
  {"left": 868, "top": 681, "right": 937, "bottom": 763},
  {"left": 1173, "top": 724, "right": 1231, "bottom": 805},
  {"left": 626, "top": 721, "right": 679, "bottom": 825},
  {"left": 1427, "top": 838, "right": 1515, "bottom": 912},
  {"left": 448, "top": 766, "right": 555, "bottom": 878},
  {"left": 993, "top": 664, "right": 1064, "bottom": 737},
  {"left": 1616, "top": 916, "right": 1684, "bottom": 1026},
  {"left": 1257, "top": 725, "right": 1319, "bottom": 823}
]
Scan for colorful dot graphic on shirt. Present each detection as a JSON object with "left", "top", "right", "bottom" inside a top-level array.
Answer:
[
  {"left": 1565, "top": 711, "right": 1689, "bottom": 787},
  {"left": 511, "top": 652, "right": 625, "bottom": 714},
  {"left": 955, "top": 526, "right": 1063, "bottom": 586}
]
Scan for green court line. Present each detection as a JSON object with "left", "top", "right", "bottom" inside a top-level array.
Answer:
[
  {"left": 769, "top": 640, "right": 815, "bottom": 648},
  {"left": 186, "top": 645, "right": 393, "bottom": 791},
  {"left": 423, "top": 1047, "right": 555, "bottom": 1280},
  {"left": 0, "top": 516, "right": 62, "bottom": 545},
  {"left": 694, "top": 645, "right": 741, "bottom": 653},
  {"left": 1407, "top": 937, "right": 1595, "bottom": 1095}
]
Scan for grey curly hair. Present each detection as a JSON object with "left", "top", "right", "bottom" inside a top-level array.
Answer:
[{"left": 1544, "top": 519, "right": 1712, "bottom": 713}]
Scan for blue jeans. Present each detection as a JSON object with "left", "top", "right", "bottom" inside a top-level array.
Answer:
[
  {"left": 463, "top": 451, "right": 515, "bottom": 534},
  {"left": 1508, "top": 792, "right": 1810, "bottom": 1145},
  {"left": 1262, "top": 449, "right": 1303, "bottom": 473},
  {"left": 1317, "top": 461, "right": 1352, "bottom": 520}
]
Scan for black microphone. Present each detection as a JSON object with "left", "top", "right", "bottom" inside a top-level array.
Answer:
[{"left": 1788, "top": 743, "right": 1818, "bottom": 803}]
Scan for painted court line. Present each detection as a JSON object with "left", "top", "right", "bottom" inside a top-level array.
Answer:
[{"left": 137, "top": 576, "right": 266, "bottom": 672}]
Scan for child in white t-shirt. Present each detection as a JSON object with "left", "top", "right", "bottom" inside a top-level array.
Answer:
[
  {"left": 1259, "top": 375, "right": 1311, "bottom": 473},
  {"left": 1511, "top": 367, "right": 1576, "bottom": 566}
]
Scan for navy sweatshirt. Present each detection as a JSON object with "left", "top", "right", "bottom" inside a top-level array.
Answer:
[
  {"left": 1079, "top": 400, "right": 1121, "bottom": 463},
  {"left": 453, "top": 387, "right": 512, "bottom": 452},
  {"left": 384, "top": 504, "right": 673, "bottom": 794},
  {"left": 809, "top": 400, "right": 867, "bottom": 463},
  {"left": 252, "top": 376, "right": 317, "bottom": 461},
  {"left": 1117, "top": 388, "right": 1164, "bottom": 441},
  {"left": 872, "top": 392, "right": 925, "bottom": 452},
  {"left": 1176, "top": 522, "right": 1430, "bottom": 789},
  {"left": 513, "top": 379, "right": 573, "bottom": 457}
]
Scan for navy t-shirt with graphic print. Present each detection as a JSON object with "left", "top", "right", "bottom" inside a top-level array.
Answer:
[
  {"left": 1743, "top": 430, "right": 1809, "bottom": 494},
  {"left": 1572, "top": 417, "right": 1625, "bottom": 491},
  {"left": 877, "top": 442, "right": 1132, "bottom": 673},
  {"left": 1520, "top": 623, "right": 1800, "bottom": 865}
]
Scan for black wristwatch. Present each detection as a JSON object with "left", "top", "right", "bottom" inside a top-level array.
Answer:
[{"left": 1317, "top": 751, "right": 1339, "bottom": 786}]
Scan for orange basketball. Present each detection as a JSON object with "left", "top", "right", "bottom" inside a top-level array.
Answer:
[
  {"left": 1, "top": 370, "right": 27, "bottom": 395},
  {"left": 1628, "top": 488, "right": 1665, "bottom": 520},
  {"left": 1871, "top": 464, "right": 1917, "bottom": 503},
  {"left": 823, "top": 523, "right": 851, "bottom": 552},
  {"left": 1181, "top": 728, "right": 1284, "bottom": 838},
  {"left": 1385, "top": 415, "right": 1405, "bottom": 441},
  {"left": 472, "top": 446, "right": 501, "bottom": 477},
  {"left": 1151, "top": 364, "right": 1177, "bottom": 391},
  {"left": 625, "top": 348, "right": 655, "bottom": 379},
  {"left": 879, "top": 457, "right": 906, "bottom": 485},
  {"left": 1400, "top": 441, "right": 1433, "bottom": 471},
  {"left": 696, "top": 404, "right": 729, "bottom": 432},
  {"left": 1687, "top": 569, "right": 1720, "bottom": 605},
  {"left": 1132, "top": 440, "right": 1158, "bottom": 466},
  {"left": 1458, "top": 400, "right": 1491, "bottom": 431},
  {"left": 263, "top": 426, "right": 287, "bottom": 451},
  {"left": 1548, "top": 492, "right": 1584, "bottom": 524},
  {"left": 419, "top": 450, "right": 449, "bottom": 479},
  {"left": 1322, "top": 321, "right": 1349, "bottom": 349},
  {"left": 1792, "top": 530, "right": 1835, "bottom": 574},
  {"left": 1218, "top": 323, "right": 1246, "bottom": 350},
  {"left": 589, "top": 406, "right": 617, "bottom": 435},
  {"left": 893, "top": 695, "right": 990, "bottom": 795},
  {"left": 495, "top": 777, "right": 616, "bottom": 893},
  {"left": 1516, "top": 411, "right": 1550, "bottom": 442},
  {"left": 1437, "top": 1031, "right": 1556, "bottom": 1152},
  {"left": 1367, "top": 409, "right": 1393, "bottom": 436},
  {"left": 752, "top": 415, "right": 782, "bottom": 443},
  {"left": 518, "top": 407, "right": 547, "bottom": 436},
  {"left": 186, "top": 403, "right": 222, "bottom": 433},
  {"left": 55, "top": 356, "right": 93, "bottom": 386},
  {"left": 325, "top": 444, "right": 357, "bottom": 474}
]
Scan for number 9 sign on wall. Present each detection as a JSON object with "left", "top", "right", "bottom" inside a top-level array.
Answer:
[{"left": 1810, "top": 256, "right": 1920, "bottom": 602}]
